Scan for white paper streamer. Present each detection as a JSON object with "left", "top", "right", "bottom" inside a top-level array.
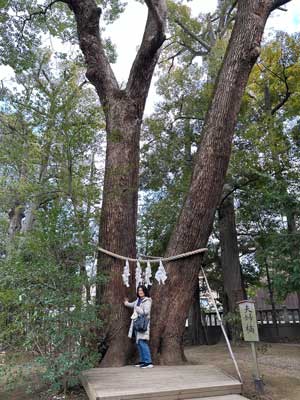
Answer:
[
  {"left": 135, "top": 260, "right": 143, "bottom": 289},
  {"left": 122, "top": 259, "right": 130, "bottom": 287},
  {"left": 144, "top": 261, "right": 152, "bottom": 288},
  {"left": 155, "top": 259, "right": 167, "bottom": 284}
]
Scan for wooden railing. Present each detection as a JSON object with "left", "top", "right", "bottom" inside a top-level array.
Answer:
[
  {"left": 203, "top": 308, "right": 300, "bottom": 326},
  {"left": 202, "top": 312, "right": 224, "bottom": 326},
  {"left": 256, "top": 308, "right": 300, "bottom": 325}
]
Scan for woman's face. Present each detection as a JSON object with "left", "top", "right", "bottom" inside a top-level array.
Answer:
[{"left": 138, "top": 288, "right": 145, "bottom": 298}]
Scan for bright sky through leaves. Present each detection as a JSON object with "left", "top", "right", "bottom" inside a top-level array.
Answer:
[{"left": 0, "top": 0, "right": 299, "bottom": 114}]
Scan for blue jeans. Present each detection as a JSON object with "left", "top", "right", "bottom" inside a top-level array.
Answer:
[{"left": 137, "top": 339, "right": 152, "bottom": 364}]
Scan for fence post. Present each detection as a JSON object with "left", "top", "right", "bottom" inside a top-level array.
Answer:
[{"left": 282, "top": 306, "right": 289, "bottom": 324}]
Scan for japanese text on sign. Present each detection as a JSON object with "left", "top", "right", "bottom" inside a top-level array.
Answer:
[{"left": 238, "top": 301, "right": 259, "bottom": 342}]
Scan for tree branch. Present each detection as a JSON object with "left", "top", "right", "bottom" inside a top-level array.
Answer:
[
  {"left": 67, "top": 0, "right": 119, "bottom": 106},
  {"left": 178, "top": 41, "right": 209, "bottom": 57},
  {"left": 258, "top": 60, "right": 292, "bottom": 115},
  {"left": 270, "top": 0, "right": 292, "bottom": 12},
  {"left": 226, "top": 1, "right": 238, "bottom": 24},
  {"left": 159, "top": 48, "right": 187, "bottom": 73},
  {"left": 271, "top": 63, "right": 291, "bottom": 114},
  {"left": 169, "top": 114, "right": 203, "bottom": 129},
  {"left": 22, "top": 0, "right": 63, "bottom": 22},
  {"left": 126, "top": 0, "right": 167, "bottom": 110},
  {"left": 19, "top": 0, "right": 64, "bottom": 41},
  {"left": 19, "top": 0, "right": 118, "bottom": 107},
  {"left": 271, "top": 89, "right": 291, "bottom": 114},
  {"left": 174, "top": 18, "right": 211, "bottom": 52},
  {"left": 218, "top": 178, "right": 258, "bottom": 209},
  {"left": 218, "top": 165, "right": 288, "bottom": 209}
]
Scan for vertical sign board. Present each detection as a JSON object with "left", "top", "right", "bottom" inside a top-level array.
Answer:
[
  {"left": 238, "top": 300, "right": 259, "bottom": 342},
  {"left": 238, "top": 300, "right": 264, "bottom": 394}
]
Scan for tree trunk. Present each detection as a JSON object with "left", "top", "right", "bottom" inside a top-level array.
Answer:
[
  {"left": 189, "top": 283, "right": 207, "bottom": 345},
  {"left": 96, "top": 97, "right": 141, "bottom": 366},
  {"left": 149, "top": 0, "right": 288, "bottom": 364},
  {"left": 219, "top": 186, "right": 246, "bottom": 314},
  {"left": 20, "top": 145, "right": 51, "bottom": 234},
  {"left": 8, "top": 202, "right": 25, "bottom": 240},
  {"left": 265, "top": 259, "right": 279, "bottom": 336},
  {"left": 67, "top": 0, "right": 167, "bottom": 366},
  {"left": 21, "top": 201, "right": 39, "bottom": 233}
]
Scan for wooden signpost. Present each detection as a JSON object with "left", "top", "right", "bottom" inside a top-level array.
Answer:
[{"left": 238, "top": 300, "right": 264, "bottom": 394}]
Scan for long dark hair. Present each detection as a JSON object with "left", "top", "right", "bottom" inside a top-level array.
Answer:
[{"left": 136, "top": 285, "right": 150, "bottom": 298}]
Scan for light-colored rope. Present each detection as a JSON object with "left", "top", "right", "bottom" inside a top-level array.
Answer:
[
  {"left": 98, "top": 246, "right": 208, "bottom": 263},
  {"left": 201, "top": 267, "right": 243, "bottom": 383}
]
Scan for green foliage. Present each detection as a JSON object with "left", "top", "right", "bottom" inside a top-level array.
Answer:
[
  {"left": 0, "top": 0, "right": 126, "bottom": 73},
  {"left": 0, "top": 203, "right": 103, "bottom": 393},
  {"left": 223, "top": 311, "right": 243, "bottom": 343},
  {"left": 140, "top": 9, "right": 300, "bottom": 305},
  {"left": 229, "top": 31, "right": 300, "bottom": 300},
  {"left": 0, "top": 49, "right": 103, "bottom": 218},
  {"left": 139, "top": 64, "right": 205, "bottom": 254},
  {"left": 161, "top": 0, "right": 235, "bottom": 71},
  {"left": 138, "top": 1, "right": 236, "bottom": 259},
  {"left": 256, "top": 232, "right": 300, "bottom": 300},
  {"left": 0, "top": 50, "right": 104, "bottom": 393}
]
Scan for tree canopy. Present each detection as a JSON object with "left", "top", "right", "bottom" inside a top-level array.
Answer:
[{"left": 0, "top": 0, "right": 299, "bottom": 394}]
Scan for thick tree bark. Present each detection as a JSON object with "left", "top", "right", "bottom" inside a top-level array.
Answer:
[
  {"left": 150, "top": 0, "right": 291, "bottom": 364},
  {"left": 66, "top": 0, "right": 167, "bottom": 366},
  {"left": 96, "top": 99, "right": 142, "bottom": 366},
  {"left": 219, "top": 186, "right": 246, "bottom": 314}
]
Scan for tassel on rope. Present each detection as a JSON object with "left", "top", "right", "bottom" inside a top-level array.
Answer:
[
  {"left": 155, "top": 259, "right": 167, "bottom": 284},
  {"left": 122, "top": 259, "right": 130, "bottom": 287},
  {"left": 98, "top": 246, "right": 208, "bottom": 288}
]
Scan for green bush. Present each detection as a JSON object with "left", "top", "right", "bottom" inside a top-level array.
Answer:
[{"left": 0, "top": 204, "right": 103, "bottom": 394}]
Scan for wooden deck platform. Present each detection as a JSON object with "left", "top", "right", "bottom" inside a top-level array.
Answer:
[
  {"left": 189, "top": 397, "right": 247, "bottom": 400},
  {"left": 80, "top": 365, "right": 245, "bottom": 400}
]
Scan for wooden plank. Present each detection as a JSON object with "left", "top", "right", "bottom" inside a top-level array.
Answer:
[
  {"left": 95, "top": 386, "right": 242, "bottom": 400},
  {"left": 80, "top": 371, "right": 98, "bottom": 400},
  {"left": 80, "top": 365, "right": 242, "bottom": 400},
  {"left": 191, "top": 396, "right": 248, "bottom": 400},
  {"left": 94, "top": 385, "right": 241, "bottom": 400}
]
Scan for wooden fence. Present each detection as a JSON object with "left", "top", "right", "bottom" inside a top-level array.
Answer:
[
  {"left": 256, "top": 308, "right": 300, "bottom": 325},
  {"left": 203, "top": 308, "right": 300, "bottom": 326}
]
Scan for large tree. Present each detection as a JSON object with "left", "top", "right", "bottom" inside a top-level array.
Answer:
[
  {"left": 70, "top": 0, "right": 168, "bottom": 366},
  {"left": 1, "top": 0, "right": 293, "bottom": 367},
  {"left": 1, "top": 0, "right": 167, "bottom": 366},
  {"left": 149, "top": 0, "right": 292, "bottom": 364}
]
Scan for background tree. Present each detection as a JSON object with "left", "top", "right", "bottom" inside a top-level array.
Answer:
[{"left": 0, "top": 52, "right": 104, "bottom": 392}]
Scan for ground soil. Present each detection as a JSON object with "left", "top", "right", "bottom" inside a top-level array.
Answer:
[
  {"left": 1, "top": 343, "right": 300, "bottom": 399},
  {"left": 185, "top": 342, "right": 300, "bottom": 400}
]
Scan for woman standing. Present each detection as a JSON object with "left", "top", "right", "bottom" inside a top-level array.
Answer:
[{"left": 124, "top": 285, "right": 153, "bottom": 368}]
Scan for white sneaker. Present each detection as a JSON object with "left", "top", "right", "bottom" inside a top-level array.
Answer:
[{"left": 141, "top": 363, "right": 153, "bottom": 368}]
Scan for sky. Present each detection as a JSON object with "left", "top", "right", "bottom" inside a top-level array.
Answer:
[
  {"left": 105, "top": 0, "right": 299, "bottom": 85},
  {"left": 0, "top": 0, "right": 299, "bottom": 114},
  {"left": 106, "top": 0, "right": 300, "bottom": 113}
]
